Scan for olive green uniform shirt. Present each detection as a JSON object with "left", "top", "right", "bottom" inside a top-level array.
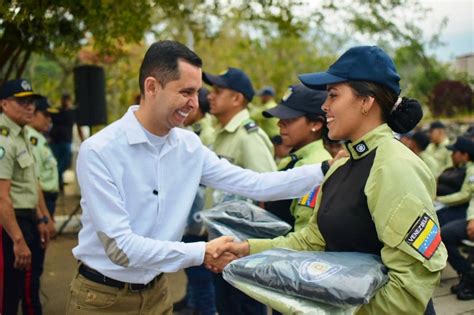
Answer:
[
  {"left": 191, "top": 113, "right": 215, "bottom": 147},
  {"left": 27, "top": 127, "right": 59, "bottom": 193},
  {"left": 249, "top": 124, "right": 447, "bottom": 314},
  {"left": 212, "top": 109, "right": 276, "bottom": 172},
  {"left": 249, "top": 100, "right": 279, "bottom": 138},
  {"left": 419, "top": 151, "right": 441, "bottom": 178},
  {"left": 205, "top": 109, "right": 276, "bottom": 208},
  {"left": 425, "top": 138, "right": 452, "bottom": 172},
  {"left": 437, "top": 162, "right": 474, "bottom": 206},
  {"left": 0, "top": 114, "right": 38, "bottom": 209},
  {"left": 279, "top": 140, "right": 332, "bottom": 231},
  {"left": 466, "top": 172, "right": 474, "bottom": 220}
]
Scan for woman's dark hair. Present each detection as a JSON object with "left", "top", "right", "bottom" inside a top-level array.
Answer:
[
  {"left": 347, "top": 81, "right": 423, "bottom": 134},
  {"left": 304, "top": 113, "right": 328, "bottom": 140}
]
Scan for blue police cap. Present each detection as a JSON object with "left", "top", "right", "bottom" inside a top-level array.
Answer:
[
  {"left": 263, "top": 84, "right": 327, "bottom": 119},
  {"left": 203, "top": 67, "right": 255, "bottom": 102},
  {"left": 299, "top": 46, "right": 401, "bottom": 95},
  {"left": 0, "top": 79, "right": 41, "bottom": 100},
  {"left": 429, "top": 121, "right": 445, "bottom": 130},
  {"left": 34, "top": 96, "right": 58, "bottom": 114},
  {"left": 257, "top": 86, "right": 275, "bottom": 97},
  {"left": 447, "top": 136, "right": 474, "bottom": 157}
]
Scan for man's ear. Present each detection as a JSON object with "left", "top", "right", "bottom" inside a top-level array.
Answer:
[
  {"left": 144, "top": 77, "right": 160, "bottom": 96},
  {"left": 233, "top": 92, "right": 246, "bottom": 108}
]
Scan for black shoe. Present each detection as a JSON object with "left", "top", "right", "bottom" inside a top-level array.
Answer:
[
  {"left": 457, "top": 271, "right": 474, "bottom": 300},
  {"left": 451, "top": 282, "right": 460, "bottom": 294}
]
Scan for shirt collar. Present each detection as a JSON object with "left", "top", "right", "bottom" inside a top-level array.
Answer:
[
  {"left": 0, "top": 113, "right": 22, "bottom": 136},
  {"left": 292, "top": 139, "right": 326, "bottom": 159},
  {"left": 123, "top": 106, "right": 178, "bottom": 148},
  {"left": 344, "top": 124, "right": 394, "bottom": 160},
  {"left": 220, "top": 109, "right": 250, "bottom": 133}
]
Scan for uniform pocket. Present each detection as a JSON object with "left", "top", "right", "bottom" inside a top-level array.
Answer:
[
  {"left": 381, "top": 193, "right": 446, "bottom": 272},
  {"left": 17, "top": 153, "right": 34, "bottom": 169}
]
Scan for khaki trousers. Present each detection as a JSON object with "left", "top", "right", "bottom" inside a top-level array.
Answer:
[{"left": 66, "top": 268, "right": 172, "bottom": 315}]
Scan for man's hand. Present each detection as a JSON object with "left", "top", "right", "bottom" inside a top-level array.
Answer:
[
  {"left": 215, "top": 241, "right": 250, "bottom": 258},
  {"left": 13, "top": 238, "right": 31, "bottom": 270},
  {"left": 46, "top": 219, "right": 56, "bottom": 239},
  {"left": 37, "top": 222, "right": 50, "bottom": 249},
  {"left": 204, "top": 236, "right": 237, "bottom": 273},
  {"left": 467, "top": 219, "right": 474, "bottom": 240}
]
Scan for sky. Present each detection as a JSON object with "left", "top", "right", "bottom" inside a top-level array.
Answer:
[{"left": 420, "top": 0, "right": 473, "bottom": 61}]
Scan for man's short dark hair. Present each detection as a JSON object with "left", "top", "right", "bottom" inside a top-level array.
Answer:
[{"left": 139, "top": 40, "right": 202, "bottom": 95}]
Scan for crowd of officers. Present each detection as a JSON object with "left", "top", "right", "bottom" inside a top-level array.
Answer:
[{"left": 0, "top": 67, "right": 472, "bottom": 314}]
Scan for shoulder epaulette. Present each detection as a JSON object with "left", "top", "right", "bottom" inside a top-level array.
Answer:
[
  {"left": 30, "top": 136, "right": 38, "bottom": 146},
  {"left": 0, "top": 126, "right": 9, "bottom": 137},
  {"left": 243, "top": 119, "right": 258, "bottom": 133}
]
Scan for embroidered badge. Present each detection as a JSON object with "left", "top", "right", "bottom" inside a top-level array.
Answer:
[
  {"left": 21, "top": 80, "right": 32, "bottom": 91},
  {"left": 468, "top": 175, "right": 474, "bottom": 184},
  {"left": 354, "top": 141, "right": 369, "bottom": 155},
  {"left": 243, "top": 120, "right": 258, "bottom": 133},
  {"left": 0, "top": 146, "right": 5, "bottom": 159},
  {"left": 405, "top": 213, "right": 441, "bottom": 260},
  {"left": 281, "top": 87, "right": 294, "bottom": 102},
  {"left": 298, "top": 186, "right": 320, "bottom": 208},
  {"left": 30, "top": 136, "right": 38, "bottom": 146},
  {"left": 299, "top": 258, "right": 343, "bottom": 282},
  {"left": 0, "top": 126, "right": 9, "bottom": 137}
]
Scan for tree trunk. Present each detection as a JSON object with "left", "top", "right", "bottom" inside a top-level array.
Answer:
[
  {"left": 3, "top": 47, "right": 22, "bottom": 82},
  {"left": 16, "top": 49, "right": 32, "bottom": 78}
]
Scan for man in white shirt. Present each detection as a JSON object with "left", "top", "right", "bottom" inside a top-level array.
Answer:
[{"left": 66, "top": 40, "right": 326, "bottom": 314}]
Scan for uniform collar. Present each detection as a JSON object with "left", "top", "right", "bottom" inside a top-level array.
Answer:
[
  {"left": 123, "top": 106, "right": 178, "bottom": 148},
  {"left": 345, "top": 124, "right": 393, "bottom": 160},
  {"left": 0, "top": 113, "right": 22, "bottom": 136},
  {"left": 220, "top": 109, "right": 250, "bottom": 133},
  {"left": 292, "top": 139, "right": 326, "bottom": 159}
]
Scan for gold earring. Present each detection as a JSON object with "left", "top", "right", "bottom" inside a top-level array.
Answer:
[
  {"left": 361, "top": 108, "right": 368, "bottom": 115},
  {"left": 311, "top": 128, "right": 316, "bottom": 132}
]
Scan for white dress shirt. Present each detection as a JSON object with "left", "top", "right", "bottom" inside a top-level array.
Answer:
[{"left": 73, "top": 106, "right": 324, "bottom": 283}]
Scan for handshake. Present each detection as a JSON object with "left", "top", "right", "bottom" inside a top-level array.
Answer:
[{"left": 203, "top": 236, "right": 250, "bottom": 273}]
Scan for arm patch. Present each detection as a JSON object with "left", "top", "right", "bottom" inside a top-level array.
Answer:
[{"left": 0, "top": 126, "right": 10, "bottom": 137}]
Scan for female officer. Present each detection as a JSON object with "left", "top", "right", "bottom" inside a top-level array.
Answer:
[
  {"left": 216, "top": 46, "right": 448, "bottom": 314},
  {"left": 263, "top": 84, "right": 332, "bottom": 231}
]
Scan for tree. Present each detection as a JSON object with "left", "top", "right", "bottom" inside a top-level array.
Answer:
[
  {"left": 0, "top": 0, "right": 153, "bottom": 82},
  {"left": 429, "top": 80, "right": 473, "bottom": 117}
]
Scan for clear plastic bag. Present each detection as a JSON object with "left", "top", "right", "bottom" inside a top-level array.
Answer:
[
  {"left": 223, "top": 249, "right": 388, "bottom": 307},
  {"left": 199, "top": 200, "right": 292, "bottom": 241}
]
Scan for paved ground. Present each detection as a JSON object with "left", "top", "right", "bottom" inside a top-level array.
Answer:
[{"left": 38, "top": 193, "right": 474, "bottom": 315}]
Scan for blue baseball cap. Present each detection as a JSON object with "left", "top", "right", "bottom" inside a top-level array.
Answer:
[
  {"left": 257, "top": 86, "right": 275, "bottom": 97},
  {"left": 203, "top": 67, "right": 255, "bottom": 102},
  {"left": 299, "top": 46, "right": 401, "bottom": 95},
  {"left": 447, "top": 136, "right": 474, "bottom": 157},
  {"left": 35, "top": 96, "right": 58, "bottom": 114},
  {"left": 0, "top": 79, "right": 41, "bottom": 100},
  {"left": 263, "top": 84, "right": 327, "bottom": 119}
]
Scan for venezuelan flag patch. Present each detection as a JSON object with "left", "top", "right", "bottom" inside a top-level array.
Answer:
[
  {"left": 298, "top": 186, "right": 319, "bottom": 208},
  {"left": 405, "top": 213, "right": 441, "bottom": 259}
]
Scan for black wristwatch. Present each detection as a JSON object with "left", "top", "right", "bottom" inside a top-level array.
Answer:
[
  {"left": 321, "top": 160, "right": 330, "bottom": 175},
  {"left": 37, "top": 216, "right": 49, "bottom": 225}
]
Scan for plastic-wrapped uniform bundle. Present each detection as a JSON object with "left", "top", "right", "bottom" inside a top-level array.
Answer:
[
  {"left": 199, "top": 201, "right": 292, "bottom": 241},
  {"left": 223, "top": 249, "right": 388, "bottom": 309}
]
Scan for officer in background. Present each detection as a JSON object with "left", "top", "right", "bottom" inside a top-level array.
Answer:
[
  {"left": 28, "top": 96, "right": 60, "bottom": 217},
  {"left": 249, "top": 86, "right": 279, "bottom": 138},
  {"left": 426, "top": 121, "right": 452, "bottom": 171},
  {"left": 183, "top": 88, "right": 215, "bottom": 147},
  {"left": 436, "top": 136, "right": 474, "bottom": 226},
  {"left": 263, "top": 84, "right": 332, "bottom": 231},
  {"left": 203, "top": 67, "right": 275, "bottom": 315},
  {"left": 402, "top": 131, "right": 440, "bottom": 177},
  {"left": 0, "top": 79, "right": 51, "bottom": 315}
]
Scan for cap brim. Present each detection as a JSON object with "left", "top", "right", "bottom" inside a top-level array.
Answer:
[
  {"left": 446, "top": 144, "right": 455, "bottom": 151},
  {"left": 13, "top": 91, "right": 42, "bottom": 98},
  {"left": 202, "top": 73, "right": 228, "bottom": 88},
  {"left": 298, "top": 72, "right": 347, "bottom": 90},
  {"left": 263, "top": 104, "right": 305, "bottom": 119}
]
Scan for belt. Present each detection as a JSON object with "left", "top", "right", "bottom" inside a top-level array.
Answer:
[{"left": 78, "top": 263, "right": 162, "bottom": 292}]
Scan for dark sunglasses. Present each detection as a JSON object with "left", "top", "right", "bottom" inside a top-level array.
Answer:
[{"left": 9, "top": 97, "right": 35, "bottom": 106}]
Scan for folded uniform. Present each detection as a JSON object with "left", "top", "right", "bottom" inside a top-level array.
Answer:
[{"left": 223, "top": 248, "right": 388, "bottom": 307}]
